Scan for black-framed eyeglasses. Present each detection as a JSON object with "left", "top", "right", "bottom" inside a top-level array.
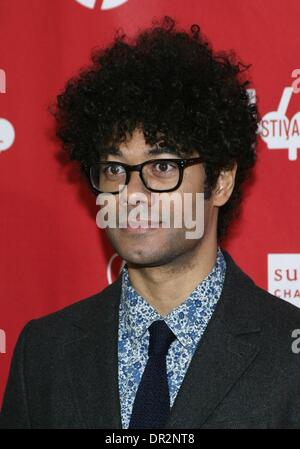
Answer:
[{"left": 85, "top": 157, "right": 204, "bottom": 194}]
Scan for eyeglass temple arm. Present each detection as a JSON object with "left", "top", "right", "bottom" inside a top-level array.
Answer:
[{"left": 183, "top": 157, "right": 203, "bottom": 167}]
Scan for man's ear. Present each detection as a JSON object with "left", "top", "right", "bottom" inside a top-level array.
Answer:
[{"left": 213, "top": 162, "right": 238, "bottom": 207}]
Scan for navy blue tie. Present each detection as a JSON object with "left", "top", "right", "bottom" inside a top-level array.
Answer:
[{"left": 128, "top": 319, "right": 177, "bottom": 429}]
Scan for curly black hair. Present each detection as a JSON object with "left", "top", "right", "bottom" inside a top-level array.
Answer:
[{"left": 50, "top": 15, "right": 260, "bottom": 242}]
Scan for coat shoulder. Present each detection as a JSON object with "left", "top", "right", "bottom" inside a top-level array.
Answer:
[
  {"left": 253, "top": 282, "right": 300, "bottom": 331},
  {"left": 20, "top": 277, "right": 122, "bottom": 349}
]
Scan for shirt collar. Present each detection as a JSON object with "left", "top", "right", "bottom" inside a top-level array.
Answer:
[{"left": 119, "top": 246, "right": 226, "bottom": 350}]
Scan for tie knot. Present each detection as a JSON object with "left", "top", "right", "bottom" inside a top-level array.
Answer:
[{"left": 148, "top": 320, "right": 177, "bottom": 356}]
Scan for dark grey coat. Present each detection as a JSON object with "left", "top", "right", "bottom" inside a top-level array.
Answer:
[{"left": 1, "top": 249, "right": 300, "bottom": 429}]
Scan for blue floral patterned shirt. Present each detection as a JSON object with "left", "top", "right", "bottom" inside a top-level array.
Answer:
[{"left": 118, "top": 246, "right": 226, "bottom": 429}]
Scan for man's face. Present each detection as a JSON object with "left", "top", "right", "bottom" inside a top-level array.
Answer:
[{"left": 102, "top": 128, "right": 213, "bottom": 268}]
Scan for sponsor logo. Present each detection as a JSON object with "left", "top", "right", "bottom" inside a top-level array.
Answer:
[
  {"left": 259, "top": 72, "right": 300, "bottom": 161},
  {"left": 75, "top": 0, "right": 128, "bottom": 10},
  {"left": 268, "top": 254, "right": 300, "bottom": 308}
]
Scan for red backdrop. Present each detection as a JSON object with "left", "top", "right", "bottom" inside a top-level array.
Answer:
[{"left": 1, "top": 0, "right": 300, "bottom": 405}]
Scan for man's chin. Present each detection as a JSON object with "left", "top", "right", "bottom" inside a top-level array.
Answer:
[
  {"left": 120, "top": 252, "right": 164, "bottom": 268},
  {"left": 106, "top": 229, "right": 188, "bottom": 267}
]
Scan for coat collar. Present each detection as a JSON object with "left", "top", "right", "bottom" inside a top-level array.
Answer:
[
  {"left": 119, "top": 246, "right": 226, "bottom": 350},
  {"left": 62, "top": 248, "right": 262, "bottom": 428}
]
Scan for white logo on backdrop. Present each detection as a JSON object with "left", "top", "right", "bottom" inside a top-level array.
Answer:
[
  {"left": 0, "top": 68, "right": 6, "bottom": 93},
  {"left": 259, "top": 86, "right": 300, "bottom": 161},
  {"left": 0, "top": 118, "right": 15, "bottom": 153},
  {"left": 75, "top": 0, "right": 128, "bottom": 10},
  {"left": 0, "top": 329, "right": 6, "bottom": 354},
  {"left": 107, "top": 253, "right": 125, "bottom": 285},
  {"left": 0, "top": 69, "right": 16, "bottom": 153},
  {"left": 268, "top": 254, "right": 300, "bottom": 308}
]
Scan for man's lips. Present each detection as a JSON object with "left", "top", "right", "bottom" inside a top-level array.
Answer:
[{"left": 119, "top": 220, "right": 162, "bottom": 232}]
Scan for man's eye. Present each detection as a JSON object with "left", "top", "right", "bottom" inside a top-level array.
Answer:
[
  {"left": 152, "top": 161, "right": 177, "bottom": 174},
  {"left": 103, "top": 164, "right": 125, "bottom": 176}
]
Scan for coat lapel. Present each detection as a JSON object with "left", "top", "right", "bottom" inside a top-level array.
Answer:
[
  {"left": 62, "top": 277, "right": 123, "bottom": 429},
  {"left": 163, "top": 315, "right": 261, "bottom": 428},
  {"left": 164, "top": 249, "right": 262, "bottom": 428},
  {"left": 63, "top": 249, "right": 262, "bottom": 429}
]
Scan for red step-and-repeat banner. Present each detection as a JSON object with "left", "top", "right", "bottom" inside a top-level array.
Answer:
[{"left": 0, "top": 0, "right": 299, "bottom": 405}]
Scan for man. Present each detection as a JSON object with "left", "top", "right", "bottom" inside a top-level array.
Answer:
[{"left": 1, "top": 15, "right": 300, "bottom": 429}]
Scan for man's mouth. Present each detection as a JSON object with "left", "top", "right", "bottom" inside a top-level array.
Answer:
[{"left": 119, "top": 220, "right": 162, "bottom": 233}]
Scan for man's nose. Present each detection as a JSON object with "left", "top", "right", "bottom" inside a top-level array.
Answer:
[{"left": 125, "top": 170, "right": 150, "bottom": 205}]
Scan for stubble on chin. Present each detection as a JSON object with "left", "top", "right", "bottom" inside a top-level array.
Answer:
[{"left": 105, "top": 227, "right": 198, "bottom": 269}]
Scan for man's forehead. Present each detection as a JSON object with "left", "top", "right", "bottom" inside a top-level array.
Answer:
[{"left": 99, "top": 141, "right": 187, "bottom": 159}]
